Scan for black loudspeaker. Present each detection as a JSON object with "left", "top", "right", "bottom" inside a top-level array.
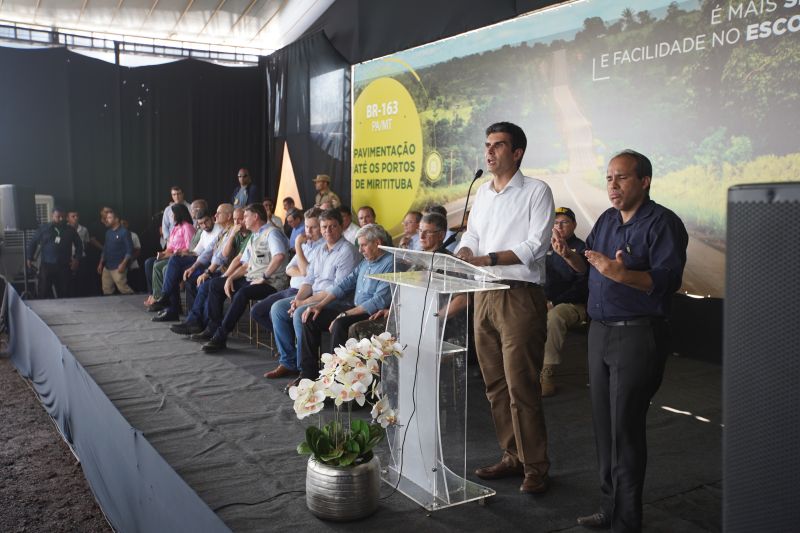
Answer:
[
  {"left": 724, "top": 182, "right": 800, "bottom": 532},
  {"left": 0, "top": 184, "right": 38, "bottom": 231}
]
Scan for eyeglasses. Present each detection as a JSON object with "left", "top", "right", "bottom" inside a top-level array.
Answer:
[
  {"left": 237, "top": 175, "right": 248, "bottom": 178},
  {"left": 553, "top": 221, "right": 573, "bottom": 226},
  {"left": 418, "top": 230, "right": 443, "bottom": 237}
]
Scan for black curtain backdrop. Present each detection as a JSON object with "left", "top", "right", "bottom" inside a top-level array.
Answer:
[
  {"left": 0, "top": 46, "right": 265, "bottom": 256},
  {"left": 304, "top": 0, "right": 562, "bottom": 65},
  {"left": 266, "top": 31, "right": 351, "bottom": 210}
]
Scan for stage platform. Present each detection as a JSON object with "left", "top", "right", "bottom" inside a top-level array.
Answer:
[{"left": 18, "top": 294, "right": 721, "bottom": 532}]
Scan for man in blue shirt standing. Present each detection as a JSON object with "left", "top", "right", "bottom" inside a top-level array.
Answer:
[
  {"left": 97, "top": 210, "right": 135, "bottom": 295},
  {"left": 298, "top": 223, "right": 393, "bottom": 379},
  {"left": 554, "top": 150, "right": 688, "bottom": 532},
  {"left": 26, "top": 207, "right": 83, "bottom": 299}
]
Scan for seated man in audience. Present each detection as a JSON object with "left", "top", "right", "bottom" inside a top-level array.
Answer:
[
  {"left": 26, "top": 207, "right": 83, "bottom": 299},
  {"left": 282, "top": 197, "right": 296, "bottom": 236},
  {"left": 262, "top": 197, "right": 283, "bottom": 229},
  {"left": 424, "top": 204, "right": 457, "bottom": 252},
  {"left": 150, "top": 205, "right": 229, "bottom": 321},
  {"left": 397, "top": 210, "right": 422, "bottom": 249},
  {"left": 298, "top": 224, "right": 394, "bottom": 381},
  {"left": 313, "top": 174, "right": 341, "bottom": 208},
  {"left": 269, "top": 209, "right": 360, "bottom": 379},
  {"left": 97, "top": 210, "right": 135, "bottom": 295},
  {"left": 256, "top": 208, "right": 323, "bottom": 378},
  {"left": 169, "top": 208, "right": 250, "bottom": 335},
  {"left": 201, "top": 204, "right": 290, "bottom": 352},
  {"left": 285, "top": 208, "right": 305, "bottom": 249},
  {"left": 348, "top": 212, "right": 451, "bottom": 338},
  {"left": 541, "top": 206, "right": 588, "bottom": 397},
  {"left": 357, "top": 205, "right": 376, "bottom": 226},
  {"left": 340, "top": 206, "right": 360, "bottom": 244}
]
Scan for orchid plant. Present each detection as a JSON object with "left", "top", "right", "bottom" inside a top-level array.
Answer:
[{"left": 289, "top": 333, "right": 403, "bottom": 467}]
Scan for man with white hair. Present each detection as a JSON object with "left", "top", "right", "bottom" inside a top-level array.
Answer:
[{"left": 297, "top": 223, "right": 394, "bottom": 382}]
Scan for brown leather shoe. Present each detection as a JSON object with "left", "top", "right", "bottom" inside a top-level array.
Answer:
[
  {"left": 474, "top": 460, "right": 524, "bottom": 480},
  {"left": 576, "top": 512, "right": 611, "bottom": 529},
  {"left": 519, "top": 473, "right": 550, "bottom": 494},
  {"left": 264, "top": 365, "right": 300, "bottom": 379}
]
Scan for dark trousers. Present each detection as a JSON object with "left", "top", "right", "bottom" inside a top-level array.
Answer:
[
  {"left": 588, "top": 320, "right": 670, "bottom": 533},
  {"left": 38, "top": 263, "right": 71, "bottom": 298},
  {"left": 206, "top": 277, "right": 278, "bottom": 339},
  {"left": 250, "top": 287, "right": 298, "bottom": 332},
  {"left": 299, "top": 310, "right": 367, "bottom": 380},
  {"left": 185, "top": 272, "right": 221, "bottom": 327},
  {"left": 160, "top": 255, "right": 200, "bottom": 314}
]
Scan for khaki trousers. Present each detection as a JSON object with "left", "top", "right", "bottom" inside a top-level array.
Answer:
[
  {"left": 544, "top": 302, "right": 587, "bottom": 366},
  {"left": 474, "top": 284, "right": 549, "bottom": 475},
  {"left": 102, "top": 267, "right": 134, "bottom": 295}
]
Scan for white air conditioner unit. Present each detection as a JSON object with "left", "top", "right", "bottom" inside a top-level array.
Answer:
[{"left": 35, "top": 194, "right": 54, "bottom": 225}]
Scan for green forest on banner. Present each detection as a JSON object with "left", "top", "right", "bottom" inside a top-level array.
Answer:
[{"left": 353, "top": 0, "right": 798, "bottom": 259}]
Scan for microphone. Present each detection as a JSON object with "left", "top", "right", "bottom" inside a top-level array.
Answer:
[{"left": 443, "top": 169, "right": 483, "bottom": 249}]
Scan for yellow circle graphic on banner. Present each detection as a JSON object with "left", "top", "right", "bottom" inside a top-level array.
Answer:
[
  {"left": 425, "top": 150, "right": 443, "bottom": 183},
  {"left": 352, "top": 78, "right": 422, "bottom": 234}
]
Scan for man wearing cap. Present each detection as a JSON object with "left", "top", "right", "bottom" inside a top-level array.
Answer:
[
  {"left": 556, "top": 150, "right": 688, "bottom": 531},
  {"left": 541, "top": 206, "right": 588, "bottom": 397},
  {"left": 232, "top": 168, "right": 258, "bottom": 208},
  {"left": 313, "top": 174, "right": 341, "bottom": 208}
]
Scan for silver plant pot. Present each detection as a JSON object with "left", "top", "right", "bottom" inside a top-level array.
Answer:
[{"left": 306, "top": 455, "right": 381, "bottom": 521}]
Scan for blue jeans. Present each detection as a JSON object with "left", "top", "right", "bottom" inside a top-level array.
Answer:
[
  {"left": 270, "top": 297, "right": 314, "bottom": 371},
  {"left": 161, "top": 255, "right": 201, "bottom": 315},
  {"left": 250, "top": 287, "right": 298, "bottom": 332},
  {"left": 185, "top": 272, "right": 221, "bottom": 327}
]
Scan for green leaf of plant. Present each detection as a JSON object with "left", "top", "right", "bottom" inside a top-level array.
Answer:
[
  {"left": 344, "top": 439, "right": 360, "bottom": 455},
  {"left": 321, "top": 449, "right": 344, "bottom": 462},
  {"left": 297, "top": 442, "right": 312, "bottom": 455},
  {"left": 339, "top": 451, "right": 358, "bottom": 467}
]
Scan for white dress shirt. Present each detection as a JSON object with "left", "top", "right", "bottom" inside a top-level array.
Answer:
[{"left": 458, "top": 169, "right": 554, "bottom": 284}]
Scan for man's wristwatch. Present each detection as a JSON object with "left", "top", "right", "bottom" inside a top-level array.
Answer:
[
  {"left": 488, "top": 252, "right": 498, "bottom": 266},
  {"left": 336, "top": 312, "right": 347, "bottom": 320}
]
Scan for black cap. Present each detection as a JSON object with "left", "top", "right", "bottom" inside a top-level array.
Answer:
[{"left": 555, "top": 206, "right": 576, "bottom": 222}]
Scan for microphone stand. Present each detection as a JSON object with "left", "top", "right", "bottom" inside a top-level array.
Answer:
[{"left": 443, "top": 169, "right": 483, "bottom": 249}]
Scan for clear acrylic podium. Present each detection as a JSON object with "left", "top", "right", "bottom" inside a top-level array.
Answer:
[{"left": 368, "top": 246, "right": 509, "bottom": 511}]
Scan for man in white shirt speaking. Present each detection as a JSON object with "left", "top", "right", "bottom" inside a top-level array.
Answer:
[{"left": 456, "top": 122, "right": 555, "bottom": 494}]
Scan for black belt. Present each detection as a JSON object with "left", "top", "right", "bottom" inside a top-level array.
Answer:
[
  {"left": 496, "top": 279, "right": 540, "bottom": 289},
  {"left": 599, "top": 317, "right": 665, "bottom": 327}
]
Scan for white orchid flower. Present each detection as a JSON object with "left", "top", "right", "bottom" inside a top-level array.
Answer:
[
  {"left": 371, "top": 395, "right": 390, "bottom": 420},
  {"left": 290, "top": 378, "right": 327, "bottom": 420},
  {"left": 377, "top": 407, "right": 399, "bottom": 428},
  {"left": 329, "top": 371, "right": 369, "bottom": 406}
]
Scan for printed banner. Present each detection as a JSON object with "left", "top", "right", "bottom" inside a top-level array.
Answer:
[{"left": 352, "top": 0, "right": 800, "bottom": 297}]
